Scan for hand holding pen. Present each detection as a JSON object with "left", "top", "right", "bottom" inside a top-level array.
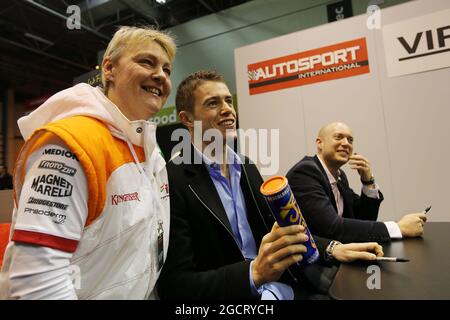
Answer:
[
  {"left": 375, "top": 207, "right": 431, "bottom": 263},
  {"left": 396, "top": 207, "right": 428, "bottom": 238}
]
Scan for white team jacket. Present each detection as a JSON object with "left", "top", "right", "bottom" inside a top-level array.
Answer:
[{"left": 0, "top": 83, "right": 170, "bottom": 299}]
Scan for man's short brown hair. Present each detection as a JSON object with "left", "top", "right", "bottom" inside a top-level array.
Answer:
[{"left": 175, "top": 70, "right": 225, "bottom": 115}]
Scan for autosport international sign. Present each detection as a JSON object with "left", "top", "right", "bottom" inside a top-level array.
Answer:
[{"left": 247, "top": 37, "right": 370, "bottom": 95}]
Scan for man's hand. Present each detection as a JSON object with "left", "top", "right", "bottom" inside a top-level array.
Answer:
[
  {"left": 348, "top": 153, "right": 373, "bottom": 182},
  {"left": 332, "top": 242, "right": 384, "bottom": 263},
  {"left": 252, "top": 222, "right": 307, "bottom": 287},
  {"left": 397, "top": 213, "right": 427, "bottom": 237}
]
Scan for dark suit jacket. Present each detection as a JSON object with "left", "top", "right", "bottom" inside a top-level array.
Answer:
[
  {"left": 157, "top": 148, "right": 331, "bottom": 300},
  {"left": 286, "top": 155, "right": 391, "bottom": 243},
  {"left": 0, "top": 173, "right": 13, "bottom": 190}
]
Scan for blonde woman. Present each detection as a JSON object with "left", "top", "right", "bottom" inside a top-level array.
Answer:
[{"left": 0, "top": 26, "right": 176, "bottom": 299}]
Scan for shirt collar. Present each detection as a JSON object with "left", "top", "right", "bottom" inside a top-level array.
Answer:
[
  {"left": 317, "top": 155, "right": 341, "bottom": 185},
  {"left": 193, "top": 144, "right": 241, "bottom": 172}
]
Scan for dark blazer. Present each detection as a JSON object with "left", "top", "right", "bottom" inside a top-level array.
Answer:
[
  {"left": 286, "top": 155, "right": 390, "bottom": 243},
  {"left": 157, "top": 148, "right": 331, "bottom": 300},
  {"left": 0, "top": 172, "right": 13, "bottom": 190}
]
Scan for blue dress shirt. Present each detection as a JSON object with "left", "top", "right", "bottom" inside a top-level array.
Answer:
[{"left": 197, "top": 145, "right": 294, "bottom": 300}]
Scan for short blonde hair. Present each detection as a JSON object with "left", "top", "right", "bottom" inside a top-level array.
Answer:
[{"left": 101, "top": 25, "right": 176, "bottom": 90}]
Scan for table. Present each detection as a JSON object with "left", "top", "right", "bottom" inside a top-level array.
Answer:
[{"left": 328, "top": 222, "right": 450, "bottom": 299}]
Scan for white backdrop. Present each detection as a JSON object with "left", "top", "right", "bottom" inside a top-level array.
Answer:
[{"left": 234, "top": 0, "right": 450, "bottom": 222}]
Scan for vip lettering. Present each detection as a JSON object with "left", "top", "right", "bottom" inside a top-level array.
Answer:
[
  {"left": 31, "top": 174, "right": 73, "bottom": 197},
  {"left": 27, "top": 196, "right": 69, "bottom": 210},
  {"left": 24, "top": 207, "right": 67, "bottom": 224},
  {"left": 43, "top": 148, "right": 78, "bottom": 161},
  {"left": 398, "top": 25, "right": 450, "bottom": 56},
  {"left": 39, "top": 160, "right": 77, "bottom": 176},
  {"left": 248, "top": 46, "right": 360, "bottom": 81},
  {"left": 111, "top": 192, "right": 141, "bottom": 205}
]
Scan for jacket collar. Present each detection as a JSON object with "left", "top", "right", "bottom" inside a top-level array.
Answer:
[
  {"left": 313, "top": 155, "right": 339, "bottom": 211},
  {"left": 179, "top": 143, "right": 234, "bottom": 234},
  {"left": 94, "top": 87, "right": 157, "bottom": 150}
]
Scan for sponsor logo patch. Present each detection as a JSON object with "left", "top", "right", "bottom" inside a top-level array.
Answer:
[
  {"left": 43, "top": 148, "right": 78, "bottom": 161},
  {"left": 111, "top": 192, "right": 141, "bottom": 205},
  {"left": 24, "top": 207, "right": 67, "bottom": 224},
  {"left": 27, "top": 196, "right": 69, "bottom": 210},
  {"left": 160, "top": 183, "right": 170, "bottom": 200},
  {"left": 31, "top": 174, "right": 73, "bottom": 197},
  {"left": 38, "top": 160, "right": 77, "bottom": 176}
]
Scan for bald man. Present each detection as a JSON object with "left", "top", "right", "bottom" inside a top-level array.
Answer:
[{"left": 286, "top": 122, "right": 426, "bottom": 243}]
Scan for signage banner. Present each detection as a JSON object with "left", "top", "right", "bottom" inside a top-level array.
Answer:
[
  {"left": 383, "top": 8, "right": 450, "bottom": 77},
  {"left": 247, "top": 38, "right": 370, "bottom": 95}
]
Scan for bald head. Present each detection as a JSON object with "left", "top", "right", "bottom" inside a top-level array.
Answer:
[
  {"left": 318, "top": 122, "right": 352, "bottom": 141},
  {"left": 316, "top": 122, "right": 354, "bottom": 170}
]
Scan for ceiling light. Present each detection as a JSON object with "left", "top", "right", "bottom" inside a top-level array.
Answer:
[{"left": 155, "top": 0, "right": 166, "bottom": 4}]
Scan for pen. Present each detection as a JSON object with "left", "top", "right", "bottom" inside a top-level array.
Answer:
[
  {"left": 376, "top": 257, "right": 409, "bottom": 262},
  {"left": 423, "top": 206, "right": 431, "bottom": 214}
]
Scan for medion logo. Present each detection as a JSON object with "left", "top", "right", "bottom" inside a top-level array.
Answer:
[
  {"left": 31, "top": 174, "right": 73, "bottom": 197},
  {"left": 111, "top": 192, "right": 141, "bottom": 205},
  {"left": 397, "top": 25, "right": 450, "bottom": 61},
  {"left": 43, "top": 148, "right": 78, "bottom": 161}
]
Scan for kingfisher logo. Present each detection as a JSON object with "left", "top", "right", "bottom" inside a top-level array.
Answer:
[
  {"left": 247, "top": 38, "right": 370, "bottom": 95},
  {"left": 111, "top": 192, "right": 141, "bottom": 205}
]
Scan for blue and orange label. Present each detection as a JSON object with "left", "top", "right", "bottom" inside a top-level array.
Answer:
[{"left": 261, "top": 176, "right": 319, "bottom": 263}]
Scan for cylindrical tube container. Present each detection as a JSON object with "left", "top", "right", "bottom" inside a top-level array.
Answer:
[{"left": 260, "top": 176, "right": 319, "bottom": 265}]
